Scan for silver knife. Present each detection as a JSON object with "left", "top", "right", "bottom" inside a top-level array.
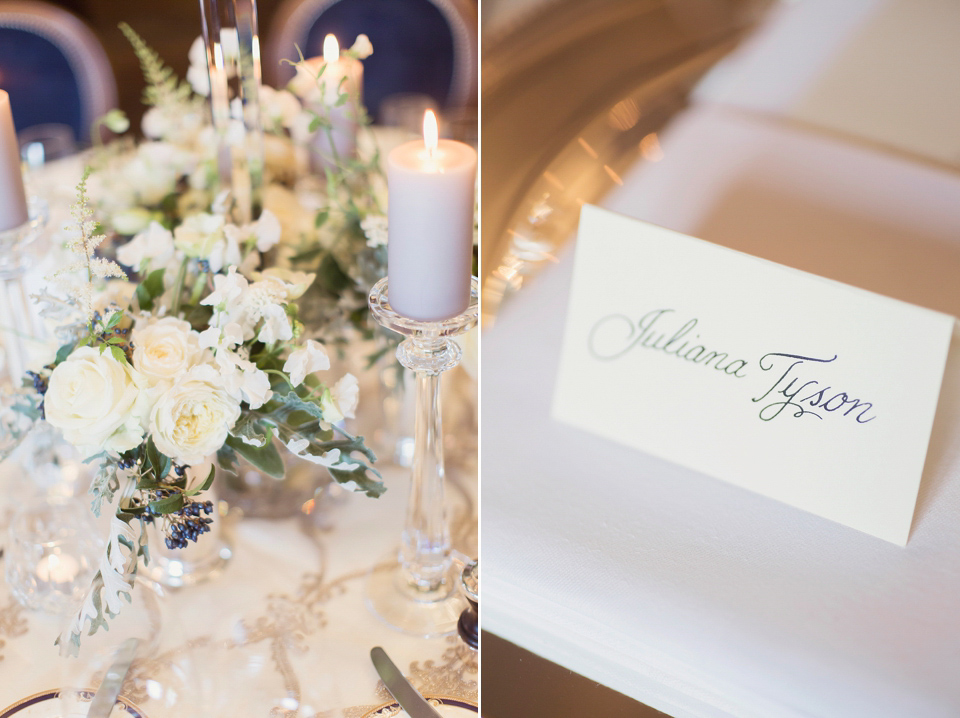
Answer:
[
  {"left": 370, "top": 646, "right": 443, "bottom": 718},
  {"left": 87, "top": 638, "right": 139, "bottom": 718}
]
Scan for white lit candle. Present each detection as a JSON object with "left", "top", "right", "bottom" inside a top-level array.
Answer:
[
  {"left": 0, "top": 90, "right": 29, "bottom": 232},
  {"left": 36, "top": 553, "right": 80, "bottom": 583},
  {"left": 387, "top": 110, "right": 477, "bottom": 321},
  {"left": 291, "top": 34, "right": 363, "bottom": 171}
]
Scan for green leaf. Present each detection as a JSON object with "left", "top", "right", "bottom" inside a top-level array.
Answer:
[
  {"left": 216, "top": 445, "right": 238, "bottom": 475},
  {"left": 275, "top": 391, "right": 325, "bottom": 421},
  {"left": 55, "top": 342, "right": 76, "bottom": 365},
  {"left": 184, "top": 464, "right": 216, "bottom": 495},
  {"left": 314, "top": 209, "right": 329, "bottom": 228},
  {"left": 230, "top": 414, "right": 271, "bottom": 448},
  {"left": 144, "top": 436, "right": 171, "bottom": 482},
  {"left": 148, "top": 492, "right": 184, "bottom": 515},
  {"left": 134, "top": 268, "right": 165, "bottom": 311},
  {"left": 335, "top": 93, "right": 348, "bottom": 107},
  {"left": 317, "top": 253, "right": 352, "bottom": 295},
  {"left": 89, "top": 460, "right": 120, "bottom": 517},
  {"left": 225, "top": 435, "right": 285, "bottom": 478},
  {"left": 288, "top": 246, "right": 324, "bottom": 264},
  {"left": 104, "top": 310, "right": 124, "bottom": 329},
  {"left": 328, "top": 463, "right": 385, "bottom": 498},
  {"left": 109, "top": 346, "right": 128, "bottom": 364}
]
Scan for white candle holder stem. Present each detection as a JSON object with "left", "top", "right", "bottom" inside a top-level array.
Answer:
[{"left": 365, "top": 276, "right": 478, "bottom": 637}]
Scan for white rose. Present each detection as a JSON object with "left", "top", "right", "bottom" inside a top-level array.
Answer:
[
  {"left": 45, "top": 347, "right": 146, "bottom": 457},
  {"left": 141, "top": 106, "right": 172, "bottom": 139},
  {"left": 117, "top": 221, "right": 175, "bottom": 273},
  {"left": 283, "top": 340, "right": 330, "bottom": 387},
  {"left": 149, "top": 364, "right": 241, "bottom": 464},
  {"left": 174, "top": 212, "right": 225, "bottom": 259},
  {"left": 122, "top": 156, "right": 177, "bottom": 206},
  {"left": 112, "top": 207, "right": 154, "bottom": 236},
  {"left": 132, "top": 317, "right": 209, "bottom": 390}
]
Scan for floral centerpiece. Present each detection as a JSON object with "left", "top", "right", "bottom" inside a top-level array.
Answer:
[
  {"left": 92, "top": 25, "right": 391, "bottom": 353},
  {"left": 0, "top": 25, "right": 396, "bottom": 655},
  {"left": 19, "top": 168, "right": 382, "bottom": 656}
]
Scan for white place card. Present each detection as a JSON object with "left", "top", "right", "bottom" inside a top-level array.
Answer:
[{"left": 553, "top": 205, "right": 955, "bottom": 545}]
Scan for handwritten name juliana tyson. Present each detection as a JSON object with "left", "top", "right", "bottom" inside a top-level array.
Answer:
[{"left": 586, "top": 309, "right": 877, "bottom": 424}]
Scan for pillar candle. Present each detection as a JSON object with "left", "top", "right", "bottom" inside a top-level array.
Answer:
[
  {"left": 387, "top": 111, "right": 477, "bottom": 321},
  {"left": 290, "top": 35, "right": 363, "bottom": 171},
  {"left": 0, "top": 90, "right": 29, "bottom": 232}
]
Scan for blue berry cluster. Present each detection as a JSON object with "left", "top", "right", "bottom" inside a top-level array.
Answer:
[
  {"left": 25, "top": 370, "right": 47, "bottom": 395},
  {"left": 140, "top": 489, "right": 215, "bottom": 550},
  {"left": 25, "top": 369, "right": 49, "bottom": 419},
  {"left": 163, "top": 500, "right": 215, "bottom": 550}
]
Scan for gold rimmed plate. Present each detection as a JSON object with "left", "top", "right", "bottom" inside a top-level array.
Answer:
[
  {"left": 0, "top": 689, "right": 145, "bottom": 718},
  {"left": 361, "top": 695, "right": 478, "bottom": 717}
]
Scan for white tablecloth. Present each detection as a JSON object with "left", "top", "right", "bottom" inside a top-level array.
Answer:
[{"left": 0, "top": 461, "right": 478, "bottom": 715}]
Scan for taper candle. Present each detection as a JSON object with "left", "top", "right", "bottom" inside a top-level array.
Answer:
[
  {"left": 387, "top": 111, "right": 477, "bottom": 321},
  {"left": 290, "top": 34, "right": 363, "bottom": 170},
  {"left": 0, "top": 90, "right": 29, "bottom": 232}
]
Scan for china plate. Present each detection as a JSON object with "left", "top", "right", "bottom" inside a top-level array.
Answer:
[
  {"left": 361, "top": 696, "right": 478, "bottom": 717},
  {"left": 0, "top": 689, "right": 145, "bottom": 718}
]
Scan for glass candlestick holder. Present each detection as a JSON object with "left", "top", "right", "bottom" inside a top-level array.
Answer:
[
  {"left": 0, "top": 197, "right": 48, "bottom": 386},
  {"left": 365, "top": 276, "right": 478, "bottom": 637}
]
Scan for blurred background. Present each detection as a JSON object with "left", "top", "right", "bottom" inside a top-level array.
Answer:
[{"left": 0, "top": 0, "right": 478, "bottom": 154}]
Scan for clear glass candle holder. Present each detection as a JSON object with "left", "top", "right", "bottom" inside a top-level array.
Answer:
[{"left": 5, "top": 497, "right": 102, "bottom": 614}]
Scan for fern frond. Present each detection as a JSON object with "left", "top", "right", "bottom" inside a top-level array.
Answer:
[{"left": 119, "top": 22, "right": 194, "bottom": 107}]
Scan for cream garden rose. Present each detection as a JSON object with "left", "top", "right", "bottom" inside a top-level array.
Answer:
[
  {"left": 149, "top": 365, "right": 241, "bottom": 465},
  {"left": 132, "top": 317, "right": 209, "bottom": 390},
  {"left": 45, "top": 347, "right": 147, "bottom": 457}
]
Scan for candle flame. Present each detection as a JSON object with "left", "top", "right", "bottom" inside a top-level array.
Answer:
[
  {"left": 323, "top": 34, "right": 339, "bottom": 63},
  {"left": 423, "top": 110, "right": 439, "bottom": 156}
]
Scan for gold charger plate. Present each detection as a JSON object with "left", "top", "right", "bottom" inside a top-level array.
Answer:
[{"left": 0, "top": 689, "right": 145, "bottom": 718}]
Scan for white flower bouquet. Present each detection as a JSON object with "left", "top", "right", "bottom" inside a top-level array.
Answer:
[{"left": 12, "top": 169, "right": 382, "bottom": 655}]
